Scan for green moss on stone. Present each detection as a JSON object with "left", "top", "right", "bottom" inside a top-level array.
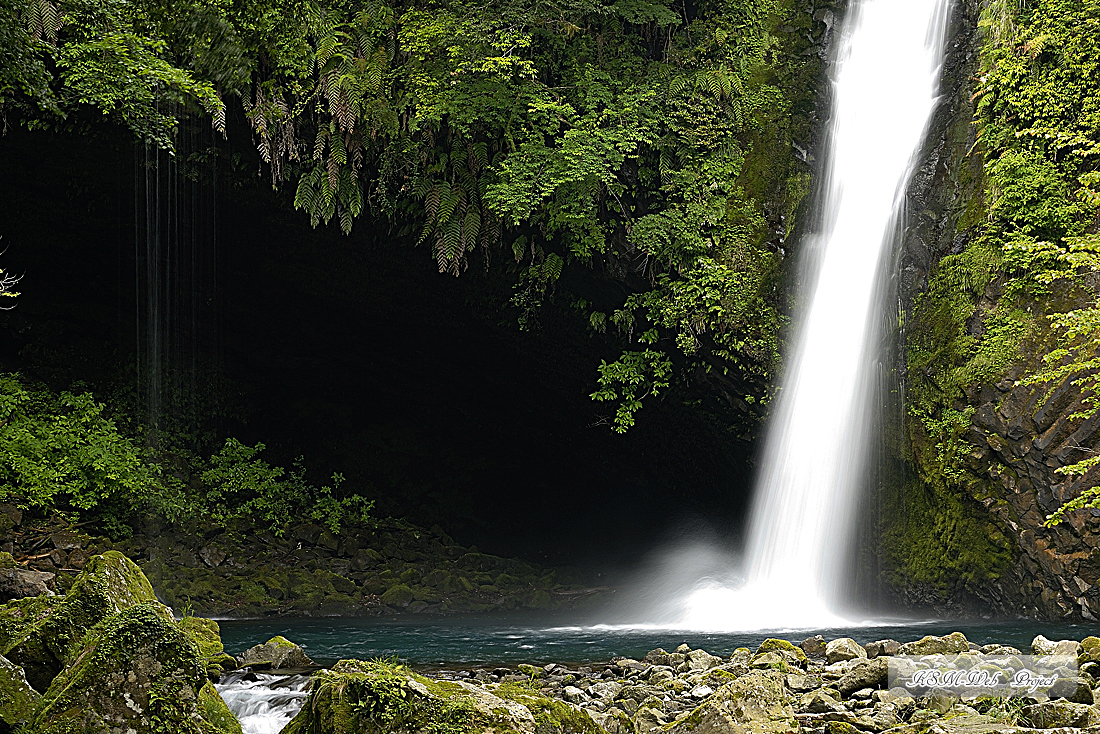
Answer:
[
  {"left": 31, "top": 602, "right": 231, "bottom": 734},
  {"left": 199, "top": 680, "right": 243, "bottom": 734}
]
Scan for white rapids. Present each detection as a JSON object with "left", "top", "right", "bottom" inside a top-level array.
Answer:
[
  {"left": 669, "top": 0, "right": 953, "bottom": 631},
  {"left": 215, "top": 671, "right": 311, "bottom": 734}
]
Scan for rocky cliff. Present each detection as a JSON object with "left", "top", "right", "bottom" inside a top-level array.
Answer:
[{"left": 884, "top": 0, "right": 1100, "bottom": 620}]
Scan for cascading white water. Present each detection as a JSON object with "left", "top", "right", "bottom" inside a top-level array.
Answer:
[
  {"left": 216, "top": 671, "right": 310, "bottom": 734},
  {"left": 675, "top": 0, "right": 953, "bottom": 631}
]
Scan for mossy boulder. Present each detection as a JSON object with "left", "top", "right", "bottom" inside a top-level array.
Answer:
[
  {"left": 898, "top": 632, "right": 969, "bottom": 656},
  {"left": 1, "top": 551, "right": 157, "bottom": 691},
  {"left": 283, "top": 659, "right": 605, "bottom": 734},
  {"left": 756, "top": 639, "right": 808, "bottom": 664},
  {"left": 179, "top": 615, "right": 237, "bottom": 679},
  {"left": 1079, "top": 636, "right": 1100, "bottom": 664},
  {"left": 1, "top": 653, "right": 40, "bottom": 732},
  {"left": 0, "top": 552, "right": 16, "bottom": 570},
  {"left": 666, "top": 670, "right": 797, "bottom": 734},
  {"left": 237, "top": 635, "right": 313, "bottom": 669},
  {"left": 29, "top": 602, "right": 236, "bottom": 734}
]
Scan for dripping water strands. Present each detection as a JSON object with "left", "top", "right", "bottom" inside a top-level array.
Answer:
[
  {"left": 133, "top": 106, "right": 222, "bottom": 449},
  {"left": 622, "top": 0, "right": 955, "bottom": 631}
]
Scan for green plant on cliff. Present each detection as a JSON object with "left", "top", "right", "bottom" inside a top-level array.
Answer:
[{"left": 896, "top": 0, "right": 1100, "bottom": 584}]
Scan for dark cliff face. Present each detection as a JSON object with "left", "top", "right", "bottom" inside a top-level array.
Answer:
[{"left": 889, "top": 0, "right": 1100, "bottom": 621}]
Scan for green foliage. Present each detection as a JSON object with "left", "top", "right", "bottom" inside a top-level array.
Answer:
[
  {"left": 0, "top": 373, "right": 154, "bottom": 530},
  {"left": 591, "top": 349, "right": 672, "bottom": 432},
  {"left": 0, "top": 0, "right": 817, "bottom": 433},
  {"left": 0, "top": 372, "right": 372, "bottom": 537},
  {"left": 202, "top": 438, "right": 374, "bottom": 535}
]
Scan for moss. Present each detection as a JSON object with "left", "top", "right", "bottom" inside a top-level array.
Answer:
[
  {"left": 0, "top": 553, "right": 15, "bottom": 570},
  {"left": 1, "top": 654, "right": 40, "bottom": 730},
  {"left": 199, "top": 680, "right": 243, "bottom": 734},
  {"left": 756, "top": 639, "right": 807, "bottom": 663},
  {"left": 380, "top": 583, "right": 415, "bottom": 607},
  {"left": 179, "top": 616, "right": 225, "bottom": 658},
  {"left": 284, "top": 659, "right": 494, "bottom": 734},
  {"left": 1, "top": 551, "right": 158, "bottom": 692},
  {"left": 31, "top": 602, "right": 232, "bottom": 734}
]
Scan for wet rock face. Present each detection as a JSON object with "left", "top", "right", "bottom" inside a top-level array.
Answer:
[{"left": 886, "top": 0, "right": 1100, "bottom": 622}]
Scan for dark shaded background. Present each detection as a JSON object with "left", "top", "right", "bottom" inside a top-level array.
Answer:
[{"left": 0, "top": 125, "right": 756, "bottom": 569}]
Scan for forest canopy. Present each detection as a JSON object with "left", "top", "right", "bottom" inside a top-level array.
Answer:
[{"left": 0, "top": 0, "right": 825, "bottom": 432}]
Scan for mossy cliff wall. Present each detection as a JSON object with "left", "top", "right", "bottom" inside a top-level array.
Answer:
[{"left": 880, "top": 0, "right": 1100, "bottom": 620}]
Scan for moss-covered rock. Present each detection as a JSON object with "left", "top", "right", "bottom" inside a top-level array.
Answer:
[
  {"left": 283, "top": 659, "right": 607, "bottom": 734},
  {"left": 897, "top": 632, "right": 968, "bottom": 656},
  {"left": 179, "top": 615, "right": 225, "bottom": 657},
  {"left": 0, "top": 552, "right": 16, "bottom": 570},
  {"left": 1, "top": 551, "right": 157, "bottom": 691},
  {"left": 237, "top": 635, "right": 313, "bottom": 669},
  {"left": 29, "top": 602, "right": 234, "bottom": 734},
  {"left": 1, "top": 653, "right": 40, "bottom": 732},
  {"left": 666, "top": 670, "right": 796, "bottom": 734},
  {"left": 756, "top": 639, "right": 808, "bottom": 664},
  {"left": 199, "top": 680, "right": 244, "bottom": 734}
]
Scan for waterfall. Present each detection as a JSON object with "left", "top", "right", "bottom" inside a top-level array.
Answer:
[{"left": 677, "top": 0, "right": 952, "bottom": 630}]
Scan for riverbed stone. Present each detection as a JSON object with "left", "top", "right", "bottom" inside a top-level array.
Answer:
[
  {"left": 801, "top": 635, "right": 827, "bottom": 659},
  {"left": 836, "top": 657, "right": 888, "bottom": 696},
  {"left": 1021, "top": 700, "right": 1100, "bottom": 728},
  {"left": 1031, "top": 634, "right": 1081, "bottom": 656},
  {"left": 236, "top": 635, "right": 313, "bottom": 669},
  {"left": 666, "top": 670, "right": 797, "bottom": 734},
  {"left": 825, "top": 638, "right": 866, "bottom": 664},
  {"left": 1048, "top": 675, "right": 1093, "bottom": 704},
  {"left": 897, "top": 632, "right": 969, "bottom": 655}
]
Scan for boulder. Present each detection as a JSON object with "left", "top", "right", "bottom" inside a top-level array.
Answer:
[
  {"left": 1021, "top": 700, "right": 1100, "bottom": 728},
  {"left": 825, "top": 638, "right": 866, "bottom": 664},
  {"left": 666, "top": 670, "right": 797, "bottom": 734},
  {"left": 282, "top": 659, "right": 604, "bottom": 734},
  {"left": 863, "top": 640, "right": 899, "bottom": 658},
  {"left": 1079, "top": 636, "right": 1100, "bottom": 664},
  {"left": 800, "top": 635, "right": 826, "bottom": 659},
  {"left": 1, "top": 551, "right": 157, "bottom": 691},
  {"left": 1031, "top": 634, "right": 1081, "bottom": 656},
  {"left": 29, "top": 602, "right": 239, "bottom": 734},
  {"left": 1048, "top": 675, "right": 1093, "bottom": 704},
  {"left": 757, "top": 639, "right": 808, "bottom": 664},
  {"left": 798, "top": 689, "right": 841, "bottom": 714},
  {"left": 236, "top": 635, "right": 314, "bottom": 669},
  {"left": 897, "top": 632, "right": 968, "bottom": 656},
  {"left": 178, "top": 615, "right": 237, "bottom": 679},
  {"left": 836, "top": 657, "right": 888, "bottom": 696},
  {"left": 687, "top": 649, "right": 724, "bottom": 671},
  {"left": 1, "top": 654, "right": 39, "bottom": 731},
  {"left": 0, "top": 567, "right": 55, "bottom": 602}
]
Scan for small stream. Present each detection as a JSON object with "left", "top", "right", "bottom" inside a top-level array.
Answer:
[{"left": 215, "top": 670, "right": 311, "bottom": 734}]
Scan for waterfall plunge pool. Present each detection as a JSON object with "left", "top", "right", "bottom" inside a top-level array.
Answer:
[{"left": 217, "top": 615, "right": 1094, "bottom": 669}]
